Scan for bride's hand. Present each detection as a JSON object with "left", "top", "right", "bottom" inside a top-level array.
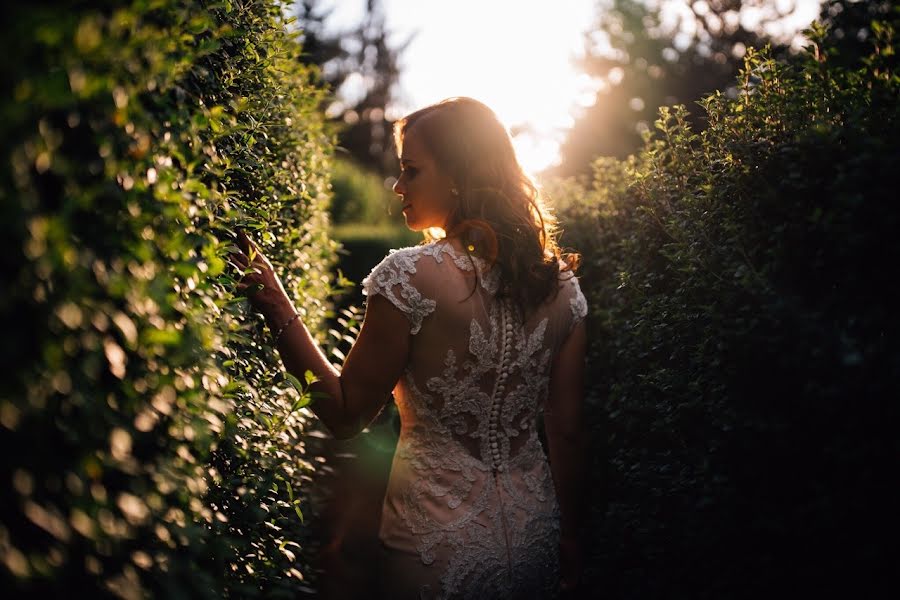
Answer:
[{"left": 228, "top": 229, "right": 291, "bottom": 314}]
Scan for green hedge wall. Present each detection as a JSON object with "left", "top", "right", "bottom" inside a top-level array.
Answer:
[
  {"left": 1, "top": 1, "right": 337, "bottom": 597},
  {"left": 550, "top": 21, "right": 898, "bottom": 598}
]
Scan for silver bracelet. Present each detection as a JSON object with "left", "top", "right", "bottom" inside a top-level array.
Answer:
[{"left": 273, "top": 312, "right": 301, "bottom": 344}]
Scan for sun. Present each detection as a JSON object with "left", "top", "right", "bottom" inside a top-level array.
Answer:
[{"left": 386, "top": 0, "right": 600, "bottom": 180}]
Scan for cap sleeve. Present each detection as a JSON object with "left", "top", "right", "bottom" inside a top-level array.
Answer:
[
  {"left": 565, "top": 273, "right": 588, "bottom": 332},
  {"left": 361, "top": 248, "right": 436, "bottom": 335}
]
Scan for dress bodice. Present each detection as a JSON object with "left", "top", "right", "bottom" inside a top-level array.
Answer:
[{"left": 362, "top": 239, "right": 587, "bottom": 599}]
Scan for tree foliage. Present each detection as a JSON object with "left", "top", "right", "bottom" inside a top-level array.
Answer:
[
  {"left": 549, "top": 13, "right": 898, "bottom": 597},
  {"left": 817, "top": 0, "right": 898, "bottom": 68},
  {"left": 553, "top": 0, "right": 804, "bottom": 177},
  {"left": 1, "top": 0, "right": 338, "bottom": 596},
  {"left": 293, "top": 0, "right": 414, "bottom": 176}
]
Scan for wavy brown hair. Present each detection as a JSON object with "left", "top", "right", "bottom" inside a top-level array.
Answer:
[{"left": 393, "top": 96, "right": 579, "bottom": 315}]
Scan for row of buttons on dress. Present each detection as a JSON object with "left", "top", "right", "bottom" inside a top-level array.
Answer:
[{"left": 488, "top": 298, "right": 514, "bottom": 472}]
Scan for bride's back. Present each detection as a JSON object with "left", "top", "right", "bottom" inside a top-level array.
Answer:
[{"left": 363, "top": 237, "right": 586, "bottom": 599}]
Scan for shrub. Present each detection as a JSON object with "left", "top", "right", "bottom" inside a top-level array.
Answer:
[
  {"left": 550, "top": 19, "right": 899, "bottom": 599},
  {"left": 329, "top": 157, "right": 400, "bottom": 227},
  {"left": 0, "top": 1, "right": 337, "bottom": 597},
  {"left": 328, "top": 158, "right": 416, "bottom": 307}
]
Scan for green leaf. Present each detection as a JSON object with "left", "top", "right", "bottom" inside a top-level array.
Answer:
[{"left": 284, "top": 372, "right": 305, "bottom": 393}]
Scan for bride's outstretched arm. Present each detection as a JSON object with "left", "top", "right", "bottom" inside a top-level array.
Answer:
[
  {"left": 544, "top": 320, "right": 588, "bottom": 590},
  {"left": 230, "top": 230, "right": 410, "bottom": 439}
]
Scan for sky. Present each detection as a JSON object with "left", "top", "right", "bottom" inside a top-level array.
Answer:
[{"left": 316, "top": 0, "right": 823, "bottom": 178}]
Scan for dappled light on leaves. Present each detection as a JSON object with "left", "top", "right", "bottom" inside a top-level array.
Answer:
[{"left": 2, "top": 0, "right": 339, "bottom": 596}]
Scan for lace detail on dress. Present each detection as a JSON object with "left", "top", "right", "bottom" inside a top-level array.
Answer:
[
  {"left": 567, "top": 274, "right": 588, "bottom": 327},
  {"left": 486, "top": 298, "right": 514, "bottom": 470},
  {"left": 386, "top": 309, "right": 559, "bottom": 597},
  {"left": 361, "top": 245, "right": 439, "bottom": 334},
  {"left": 374, "top": 240, "right": 570, "bottom": 598},
  {"left": 448, "top": 251, "right": 501, "bottom": 295}
]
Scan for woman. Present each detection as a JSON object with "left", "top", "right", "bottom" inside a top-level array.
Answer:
[{"left": 230, "top": 97, "right": 588, "bottom": 598}]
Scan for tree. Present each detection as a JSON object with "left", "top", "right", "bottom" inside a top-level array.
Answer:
[
  {"left": 293, "top": 0, "right": 415, "bottom": 176},
  {"left": 551, "top": 0, "right": 804, "bottom": 178},
  {"left": 815, "top": 0, "right": 898, "bottom": 68}
]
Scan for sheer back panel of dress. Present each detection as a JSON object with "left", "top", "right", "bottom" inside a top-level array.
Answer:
[{"left": 362, "top": 239, "right": 587, "bottom": 599}]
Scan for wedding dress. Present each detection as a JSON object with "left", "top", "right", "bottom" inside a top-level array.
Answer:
[{"left": 361, "top": 238, "right": 588, "bottom": 599}]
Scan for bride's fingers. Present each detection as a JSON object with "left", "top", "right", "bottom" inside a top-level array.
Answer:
[
  {"left": 234, "top": 279, "right": 265, "bottom": 293},
  {"left": 229, "top": 236, "right": 274, "bottom": 282},
  {"left": 235, "top": 229, "right": 250, "bottom": 251},
  {"left": 227, "top": 263, "right": 248, "bottom": 280},
  {"left": 228, "top": 263, "right": 266, "bottom": 288},
  {"left": 228, "top": 250, "right": 253, "bottom": 270},
  {"left": 241, "top": 255, "right": 270, "bottom": 275},
  {"left": 232, "top": 246, "right": 265, "bottom": 271},
  {"left": 227, "top": 247, "right": 247, "bottom": 263},
  {"left": 236, "top": 229, "right": 259, "bottom": 257},
  {"left": 226, "top": 256, "right": 245, "bottom": 273}
]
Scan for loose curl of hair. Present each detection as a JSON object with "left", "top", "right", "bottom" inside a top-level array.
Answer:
[{"left": 393, "top": 97, "right": 580, "bottom": 316}]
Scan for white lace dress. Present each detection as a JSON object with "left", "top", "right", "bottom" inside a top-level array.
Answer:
[{"left": 361, "top": 239, "right": 588, "bottom": 599}]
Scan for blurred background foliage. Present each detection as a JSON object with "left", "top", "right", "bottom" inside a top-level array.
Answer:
[
  {"left": 292, "top": 0, "right": 412, "bottom": 177},
  {"left": 329, "top": 157, "right": 400, "bottom": 227},
  {"left": 551, "top": 0, "right": 898, "bottom": 178},
  {"left": 328, "top": 157, "right": 416, "bottom": 305},
  {"left": 289, "top": 0, "right": 416, "bottom": 305},
  {"left": 548, "top": 9, "right": 899, "bottom": 596},
  {"left": 1, "top": 0, "right": 339, "bottom": 596}
]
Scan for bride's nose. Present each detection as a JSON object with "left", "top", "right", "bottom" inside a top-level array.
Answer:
[{"left": 392, "top": 177, "right": 404, "bottom": 196}]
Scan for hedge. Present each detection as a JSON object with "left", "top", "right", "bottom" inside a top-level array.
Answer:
[
  {"left": 1, "top": 1, "right": 338, "bottom": 597},
  {"left": 549, "top": 20, "right": 899, "bottom": 599}
]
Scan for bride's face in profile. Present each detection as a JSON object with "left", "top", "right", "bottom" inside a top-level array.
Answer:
[{"left": 392, "top": 125, "right": 457, "bottom": 232}]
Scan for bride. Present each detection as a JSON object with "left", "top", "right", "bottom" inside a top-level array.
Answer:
[{"left": 230, "top": 96, "right": 588, "bottom": 598}]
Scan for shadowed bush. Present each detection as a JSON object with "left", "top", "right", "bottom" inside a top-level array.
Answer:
[{"left": 550, "top": 19, "right": 899, "bottom": 599}]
